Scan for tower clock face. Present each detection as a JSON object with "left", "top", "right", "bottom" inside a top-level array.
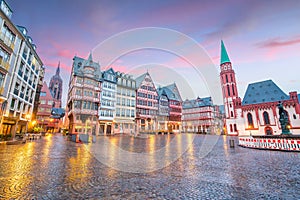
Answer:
[{"left": 224, "top": 66, "right": 227, "bottom": 70}]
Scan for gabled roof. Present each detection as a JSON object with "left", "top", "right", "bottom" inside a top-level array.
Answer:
[
  {"left": 220, "top": 40, "right": 230, "bottom": 65},
  {"left": 50, "top": 108, "right": 65, "bottom": 119},
  {"left": 157, "top": 88, "right": 167, "bottom": 96},
  {"left": 72, "top": 55, "right": 101, "bottom": 81},
  {"left": 158, "top": 89, "right": 169, "bottom": 102},
  {"left": 135, "top": 72, "right": 149, "bottom": 88},
  {"left": 164, "top": 83, "right": 182, "bottom": 101},
  {"left": 182, "top": 97, "right": 213, "bottom": 109},
  {"left": 158, "top": 83, "right": 182, "bottom": 102},
  {"left": 242, "top": 80, "right": 289, "bottom": 105},
  {"left": 101, "top": 68, "right": 117, "bottom": 83},
  {"left": 40, "top": 81, "right": 54, "bottom": 100},
  {"left": 103, "top": 67, "right": 115, "bottom": 74}
]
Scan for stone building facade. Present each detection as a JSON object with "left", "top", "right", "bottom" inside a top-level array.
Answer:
[
  {"left": 99, "top": 68, "right": 117, "bottom": 135},
  {"left": 220, "top": 41, "right": 300, "bottom": 136},
  {"left": 182, "top": 97, "right": 215, "bottom": 134},
  {"left": 67, "top": 54, "right": 101, "bottom": 136},
  {"left": 135, "top": 72, "right": 158, "bottom": 132},
  {"left": 0, "top": 0, "right": 43, "bottom": 139},
  {"left": 114, "top": 72, "right": 136, "bottom": 134}
]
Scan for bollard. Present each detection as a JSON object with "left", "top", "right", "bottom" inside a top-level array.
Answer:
[{"left": 229, "top": 139, "right": 235, "bottom": 148}]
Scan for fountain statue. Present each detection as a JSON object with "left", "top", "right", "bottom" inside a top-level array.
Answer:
[{"left": 277, "top": 102, "right": 292, "bottom": 135}]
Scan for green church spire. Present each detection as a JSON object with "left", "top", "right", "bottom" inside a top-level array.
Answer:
[{"left": 220, "top": 40, "right": 230, "bottom": 65}]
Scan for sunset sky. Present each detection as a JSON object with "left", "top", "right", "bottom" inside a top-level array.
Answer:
[{"left": 8, "top": 0, "right": 300, "bottom": 106}]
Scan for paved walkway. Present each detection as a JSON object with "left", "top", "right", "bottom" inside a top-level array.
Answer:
[{"left": 0, "top": 134, "right": 299, "bottom": 199}]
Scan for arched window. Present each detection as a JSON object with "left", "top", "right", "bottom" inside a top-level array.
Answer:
[
  {"left": 225, "top": 75, "right": 228, "bottom": 83},
  {"left": 263, "top": 111, "right": 270, "bottom": 125},
  {"left": 234, "top": 124, "right": 237, "bottom": 131},
  {"left": 232, "top": 85, "right": 235, "bottom": 96},
  {"left": 247, "top": 113, "right": 253, "bottom": 128},
  {"left": 293, "top": 114, "right": 297, "bottom": 119},
  {"left": 227, "top": 85, "right": 230, "bottom": 96},
  {"left": 230, "top": 74, "right": 233, "bottom": 82},
  {"left": 230, "top": 124, "right": 233, "bottom": 132},
  {"left": 231, "top": 111, "right": 233, "bottom": 117}
]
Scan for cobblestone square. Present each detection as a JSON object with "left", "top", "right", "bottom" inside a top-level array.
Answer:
[{"left": 0, "top": 134, "right": 299, "bottom": 199}]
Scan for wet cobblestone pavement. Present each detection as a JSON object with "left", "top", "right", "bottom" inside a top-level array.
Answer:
[{"left": 0, "top": 134, "right": 299, "bottom": 199}]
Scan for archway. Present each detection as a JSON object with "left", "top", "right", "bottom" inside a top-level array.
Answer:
[{"left": 264, "top": 126, "right": 273, "bottom": 135}]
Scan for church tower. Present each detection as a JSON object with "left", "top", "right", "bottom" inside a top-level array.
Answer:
[
  {"left": 220, "top": 41, "right": 241, "bottom": 135},
  {"left": 49, "top": 62, "right": 63, "bottom": 107}
]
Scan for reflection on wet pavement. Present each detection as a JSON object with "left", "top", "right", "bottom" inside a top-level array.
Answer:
[{"left": 0, "top": 134, "right": 299, "bottom": 199}]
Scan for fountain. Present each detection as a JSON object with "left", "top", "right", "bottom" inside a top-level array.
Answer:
[{"left": 238, "top": 102, "right": 300, "bottom": 151}]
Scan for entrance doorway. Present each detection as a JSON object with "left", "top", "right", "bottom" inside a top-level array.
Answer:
[
  {"left": 100, "top": 124, "right": 105, "bottom": 134},
  {"left": 265, "top": 126, "right": 273, "bottom": 135},
  {"left": 107, "top": 125, "right": 111, "bottom": 135},
  {"left": 2, "top": 124, "right": 12, "bottom": 135}
]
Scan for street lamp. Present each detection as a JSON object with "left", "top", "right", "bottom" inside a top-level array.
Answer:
[
  {"left": 41, "top": 118, "right": 44, "bottom": 133},
  {"left": 32, "top": 120, "right": 36, "bottom": 126},
  {"left": 85, "top": 119, "right": 91, "bottom": 135},
  {"left": 50, "top": 118, "right": 54, "bottom": 133}
]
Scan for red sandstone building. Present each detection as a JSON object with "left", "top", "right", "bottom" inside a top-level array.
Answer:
[
  {"left": 135, "top": 72, "right": 158, "bottom": 131},
  {"left": 220, "top": 40, "right": 300, "bottom": 136},
  {"left": 36, "top": 82, "right": 57, "bottom": 132}
]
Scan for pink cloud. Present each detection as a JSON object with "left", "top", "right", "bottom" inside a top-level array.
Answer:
[
  {"left": 44, "top": 61, "right": 72, "bottom": 73},
  {"left": 105, "top": 65, "right": 129, "bottom": 73},
  {"left": 57, "top": 49, "right": 75, "bottom": 59},
  {"left": 256, "top": 36, "right": 300, "bottom": 48}
]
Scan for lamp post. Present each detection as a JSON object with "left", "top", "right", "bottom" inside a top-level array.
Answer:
[
  {"left": 85, "top": 119, "right": 91, "bottom": 135},
  {"left": 49, "top": 118, "right": 54, "bottom": 133},
  {"left": 31, "top": 120, "right": 36, "bottom": 133},
  {"left": 41, "top": 118, "right": 44, "bottom": 134}
]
